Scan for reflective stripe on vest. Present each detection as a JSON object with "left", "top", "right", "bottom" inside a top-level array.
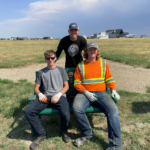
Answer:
[
  {"left": 100, "top": 59, "right": 106, "bottom": 78},
  {"left": 78, "top": 61, "right": 85, "bottom": 80},
  {"left": 82, "top": 78, "right": 105, "bottom": 84},
  {"left": 74, "top": 80, "right": 82, "bottom": 86},
  {"left": 105, "top": 77, "right": 115, "bottom": 84},
  {"left": 78, "top": 59, "right": 106, "bottom": 84}
]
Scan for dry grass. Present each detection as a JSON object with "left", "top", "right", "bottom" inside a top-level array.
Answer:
[
  {"left": 0, "top": 40, "right": 63, "bottom": 68},
  {"left": 88, "top": 37, "right": 150, "bottom": 68},
  {"left": 0, "top": 37, "right": 150, "bottom": 68}
]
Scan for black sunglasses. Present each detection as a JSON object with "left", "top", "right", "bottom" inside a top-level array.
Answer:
[{"left": 45, "top": 56, "right": 55, "bottom": 60}]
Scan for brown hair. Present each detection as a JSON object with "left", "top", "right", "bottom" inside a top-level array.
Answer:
[
  {"left": 44, "top": 50, "right": 56, "bottom": 57},
  {"left": 83, "top": 48, "right": 100, "bottom": 60}
]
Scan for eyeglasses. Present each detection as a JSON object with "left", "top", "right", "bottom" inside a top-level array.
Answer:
[{"left": 45, "top": 56, "right": 55, "bottom": 60}]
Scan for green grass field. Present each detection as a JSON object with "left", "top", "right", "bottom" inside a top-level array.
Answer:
[
  {"left": 0, "top": 38, "right": 150, "bottom": 149},
  {"left": 0, "top": 37, "right": 150, "bottom": 68},
  {"left": 0, "top": 79, "right": 150, "bottom": 150}
]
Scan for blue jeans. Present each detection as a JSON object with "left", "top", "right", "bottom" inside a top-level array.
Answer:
[
  {"left": 72, "top": 91, "right": 122, "bottom": 148},
  {"left": 24, "top": 96, "right": 70, "bottom": 136}
]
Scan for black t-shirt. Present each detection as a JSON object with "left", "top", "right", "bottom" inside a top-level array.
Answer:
[{"left": 56, "top": 35, "right": 87, "bottom": 68}]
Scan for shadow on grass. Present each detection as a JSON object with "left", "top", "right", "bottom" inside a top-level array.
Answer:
[
  {"left": 132, "top": 102, "right": 150, "bottom": 114},
  {"left": 6, "top": 114, "right": 108, "bottom": 149},
  {"left": 6, "top": 97, "right": 34, "bottom": 142},
  {"left": 8, "top": 98, "right": 28, "bottom": 126},
  {"left": 91, "top": 136, "right": 108, "bottom": 149},
  {"left": 6, "top": 105, "right": 108, "bottom": 149}
]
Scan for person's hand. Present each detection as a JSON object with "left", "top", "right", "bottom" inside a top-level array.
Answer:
[
  {"left": 38, "top": 93, "right": 47, "bottom": 103},
  {"left": 84, "top": 91, "right": 98, "bottom": 102},
  {"left": 112, "top": 90, "right": 120, "bottom": 101},
  {"left": 51, "top": 92, "right": 62, "bottom": 104}
]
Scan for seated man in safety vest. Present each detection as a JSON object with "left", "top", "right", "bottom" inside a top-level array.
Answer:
[{"left": 72, "top": 42, "right": 122, "bottom": 150}]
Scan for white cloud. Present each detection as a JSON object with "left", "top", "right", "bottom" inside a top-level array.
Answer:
[
  {"left": 24, "top": 0, "right": 101, "bottom": 19},
  {"left": 0, "top": 0, "right": 101, "bottom": 38},
  {"left": 26, "top": 0, "right": 67, "bottom": 17},
  {"left": 0, "top": 0, "right": 150, "bottom": 38},
  {"left": 1, "top": 0, "right": 149, "bottom": 25},
  {"left": 0, "top": 16, "right": 37, "bottom": 25}
]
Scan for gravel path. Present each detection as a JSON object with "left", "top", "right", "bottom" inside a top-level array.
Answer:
[{"left": 0, "top": 57, "right": 150, "bottom": 94}]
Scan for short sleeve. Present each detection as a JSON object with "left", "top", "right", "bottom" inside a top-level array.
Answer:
[
  {"left": 35, "top": 71, "right": 42, "bottom": 85},
  {"left": 62, "top": 69, "right": 69, "bottom": 81},
  {"left": 57, "top": 66, "right": 69, "bottom": 82}
]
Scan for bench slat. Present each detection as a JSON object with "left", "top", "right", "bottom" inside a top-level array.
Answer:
[{"left": 38, "top": 103, "right": 103, "bottom": 115}]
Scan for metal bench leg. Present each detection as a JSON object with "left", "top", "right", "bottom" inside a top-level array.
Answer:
[{"left": 31, "top": 127, "right": 35, "bottom": 137}]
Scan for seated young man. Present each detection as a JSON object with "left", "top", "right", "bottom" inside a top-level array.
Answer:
[
  {"left": 24, "top": 50, "right": 71, "bottom": 150},
  {"left": 72, "top": 42, "right": 122, "bottom": 150}
]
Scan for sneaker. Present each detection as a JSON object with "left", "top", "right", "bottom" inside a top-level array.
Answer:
[
  {"left": 61, "top": 131, "right": 71, "bottom": 143},
  {"left": 30, "top": 135, "right": 46, "bottom": 150},
  {"left": 106, "top": 147, "right": 122, "bottom": 150},
  {"left": 72, "top": 136, "right": 94, "bottom": 147}
]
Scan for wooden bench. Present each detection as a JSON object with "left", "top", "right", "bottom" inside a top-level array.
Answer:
[{"left": 28, "top": 68, "right": 117, "bottom": 136}]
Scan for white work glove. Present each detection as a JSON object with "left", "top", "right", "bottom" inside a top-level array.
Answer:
[
  {"left": 51, "top": 92, "right": 62, "bottom": 104},
  {"left": 112, "top": 90, "right": 120, "bottom": 101},
  {"left": 38, "top": 93, "right": 47, "bottom": 103},
  {"left": 84, "top": 91, "right": 98, "bottom": 102}
]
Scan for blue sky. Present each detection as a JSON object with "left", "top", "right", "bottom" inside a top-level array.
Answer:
[{"left": 0, "top": 0, "right": 150, "bottom": 38}]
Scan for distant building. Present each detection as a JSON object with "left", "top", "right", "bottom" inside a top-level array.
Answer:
[
  {"left": 10, "top": 37, "right": 16, "bottom": 40},
  {"left": 35, "top": 37, "right": 43, "bottom": 40},
  {"left": 106, "top": 29, "right": 128, "bottom": 38},
  {"left": 90, "top": 35, "right": 94, "bottom": 39},
  {"left": 140, "top": 35, "right": 146, "bottom": 37},
  {"left": 125, "top": 34, "right": 136, "bottom": 38},
  {"left": 99, "top": 32, "right": 109, "bottom": 39},
  {"left": 30, "top": 38, "right": 36, "bottom": 40},
  {"left": 16, "top": 37, "right": 28, "bottom": 40},
  {"left": 90, "top": 29, "right": 129, "bottom": 39},
  {"left": 97, "top": 29, "right": 129, "bottom": 39},
  {"left": 92, "top": 33, "right": 101, "bottom": 39},
  {"left": 43, "top": 37, "right": 50, "bottom": 39}
]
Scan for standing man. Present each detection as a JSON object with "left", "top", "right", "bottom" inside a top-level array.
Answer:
[
  {"left": 72, "top": 42, "right": 122, "bottom": 150},
  {"left": 24, "top": 50, "right": 71, "bottom": 150},
  {"left": 56, "top": 23, "right": 87, "bottom": 68}
]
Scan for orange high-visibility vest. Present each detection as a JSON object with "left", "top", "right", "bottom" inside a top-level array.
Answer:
[{"left": 74, "top": 59, "right": 116, "bottom": 93}]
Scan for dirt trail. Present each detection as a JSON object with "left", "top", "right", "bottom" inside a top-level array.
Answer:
[{"left": 0, "top": 57, "right": 150, "bottom": 94}]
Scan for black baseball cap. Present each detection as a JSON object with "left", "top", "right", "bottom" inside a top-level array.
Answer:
[{"left": 69, "top": 23, "right": 79, "bottom": 30}]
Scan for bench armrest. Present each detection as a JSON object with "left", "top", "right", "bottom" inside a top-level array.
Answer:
[
  {"left": 28, "top": 93, "right": 36, "bottom": 104},
  {"left": 112, "top": 97, "right": 118, "bottom": 104}
]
